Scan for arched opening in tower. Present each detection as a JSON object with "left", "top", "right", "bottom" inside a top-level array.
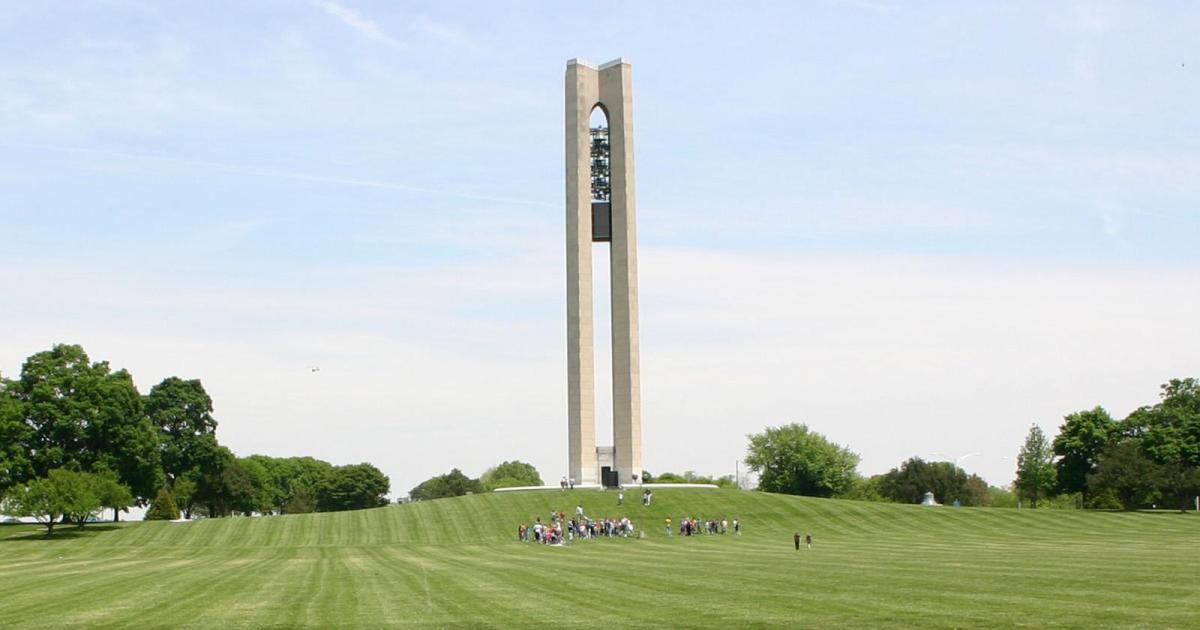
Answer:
[
  {"left": 589, "top": 104, "right": 614, "bottom": 452},
  {"left": 589, "top": 105, "right": 611, "bottom": 241}
]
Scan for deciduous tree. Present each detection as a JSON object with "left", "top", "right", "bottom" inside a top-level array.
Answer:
[
  {"left": 244, "top": 455, "right": 333, "bottom": 514},
  {"left": 480, "top": 460, "right": 542, "bottom": 490},
  {"left": 2, "top": 469, "right": 102, "bottom": 536},
  {"left": 0, "top": 379, "right": 32, "bottom": 495},
  {"left": 172, "top": 473, "right": 198, "bottom": 519},
  {"left": 409, "top": 468, "right": 481, "bottom": 501},
  {"left": 316, "top": 463, "right": 390, "bottom": 511},
  {"left": 878, "top": 457, "right": 983, "bottom": 505},
  {"left": 146, "top": 377, "right": 218, "bottom": 486},
  {"left": 745, "top": 423, "right": 860, "bottom": 497},
  {"left": 1089, "top": 439, "right": 1163, "bottom": 510},
  {"left": 1052, "top": 407, "right": 1116, "bottom": 503},
  {"left": 11, "top": 345, "right": 162, "bottom": 503},
  {"left": 1129, "top": 378, "right": 1200, "bottom": 510},
  {"left": 93, "top": 469, "right": 135, "bottom": 522}
]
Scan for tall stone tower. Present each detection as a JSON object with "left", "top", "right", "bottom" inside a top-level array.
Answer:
[{"left": 565, "top": 57, "right": 642, "bottom": 487}]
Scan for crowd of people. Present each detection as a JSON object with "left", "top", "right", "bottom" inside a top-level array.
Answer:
[
  {"left": 518, "top": 507, "right": 638, "bottom": 545},
  {"left": 517, "top": 496, "right": 749, "bottom": 546},
  {"left": 664, "top": 516, "right": 740, "bottom": 537}
]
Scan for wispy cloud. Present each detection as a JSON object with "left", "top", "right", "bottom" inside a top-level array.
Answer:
[
  {"left": 8, "top": 143, "right": 554, "bottom": 208},
  {"left": 418, "top": 18, "right": 479, "bottom": 51},
  {"left": 311, "top": 0, "right": 401, "bottom": 48}
]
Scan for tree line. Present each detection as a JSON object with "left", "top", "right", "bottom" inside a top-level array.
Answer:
[
  {"left": 0, "top": 344, "right": 389, "bottom": 535},
  {"left": 1015, "top": 377, "right": 1200, "bottom": 510},
  {"left": 744, "top": 423, "right": 998, "bottom": 506},
  {"left": 408, "top": 461, "right": 544, "bottom": 501},
  {"left": 744, "top": 376, "right": 1199, "bottom": 511}
]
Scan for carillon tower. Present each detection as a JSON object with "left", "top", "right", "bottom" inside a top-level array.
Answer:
[{"left": 565, "top": 58, "right": 642, "bottom": 487}]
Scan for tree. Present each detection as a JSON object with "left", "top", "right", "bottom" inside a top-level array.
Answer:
[
  {"left": 964, "top": 474, "right": 991, "bottom": 507},
  {"left": 644, "top": 470, "right": 737, "bottom": 487},
  {"left": 172, "top": 473, "right": 198, "bottom": 519},
  {"left": 244, "top": 455, "right": 333, "bottom": 514},
  {"left": 0, "top": 379, "right": 32, "bottom": 495},
  {"left": 90, "top": 368, "right": 163, "bottom": 504},
  {"left": 1052, "top": 407, "right": 1117, "bottom": 503},
  {"left": 409, "top": 468, "right": 481, "bottom": 501},
  {"left": 1129, "top": 378, "right": 1200, "bottom": 510},
  {"left": 93, "top": 469, "right": 135, "bottom": 522},
  {"left": 10, "top": 345, "right": 161, "bottom": 503},
  {"left": 745, "top": 424, "right": 860, "bottom": 497},
  {"left": 59, "top": 470, "right": 105, "bottom": 528},
  {"left": 877, "top": 457, "right": 981, "bottom": 505},
  {"left": 145, "top": 377, "right": 218, "bottom": 487},
  {"left": 2, "top": 477, "right": 65, "bottom": 536},
  {"left": 192, "top": 445, "right": 236, "bottom": 517},
  {"left": 479, "top": 460, "right": 542, "bottom": 490},
  {"left": 1088, "top": 439, "right": 1164, "bottom": 510},
  {"left": 839, "top": 474, "right": 889, "bottom": 502},
  {"left": 285, "top": 487, "right": 316, "bottom": 514},
  {"left": 2, "top": 469, "right": 101, "bottom": 536},
  {"left": 282, "top": 458, "right": 334, "bottom": 512},
  {"left": 987, "top": 485, "right": 1018, "bottom": 508},
  {"left": 145, "top": 487, "right": 181, "bottom": 520},
  {"left": 1015, "top": 424, "right": 1056, "bottom": 508},
  {"left": 652, "top": 471, "right": 689, "bottom": 483},
  {"left": 223, "top": 458, "right": 269, "bottom": 515},
  {"left": 316, "top": 463, "right": 390, "bottom": 511}
]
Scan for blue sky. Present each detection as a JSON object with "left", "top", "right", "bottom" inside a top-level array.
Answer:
[{"left": 1, "top": 1, "right": 1198, "bottom": 493}]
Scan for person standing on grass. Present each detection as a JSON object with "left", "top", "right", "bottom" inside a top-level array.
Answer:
[
  {"left": 794, "top": 532, "right": 801, "bottom": 551},
  {"left": 665, "top": 517, "right": 672, "bottom": 536},
  {"left": 805, "top": 533, "right": 813, "bottom": 549},
  {"left": 733, "top": 518, "right": 740, "bottom": 535},
  {"left": 618, "top": 491, "right": 624, "bottom": 506}
]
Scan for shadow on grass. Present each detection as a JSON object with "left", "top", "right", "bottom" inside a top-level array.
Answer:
[{"left": 0, "top": 523, "right": 124, "bottom": 542}]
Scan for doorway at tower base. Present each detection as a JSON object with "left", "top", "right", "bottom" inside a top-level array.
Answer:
[{"left": 594, "top": 446, "right": 644, "bottom": 488}]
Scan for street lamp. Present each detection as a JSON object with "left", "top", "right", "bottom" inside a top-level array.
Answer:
[
  {"left": 929, "top": 452, "right": 982, "bottom": 505},
  {"left": 930, "top": 451, "right": 982, "bottom": 472}
]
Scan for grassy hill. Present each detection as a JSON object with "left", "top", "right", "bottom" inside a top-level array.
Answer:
[{"left": 2, "top": 489, "right": 1196, "bottom": 627}]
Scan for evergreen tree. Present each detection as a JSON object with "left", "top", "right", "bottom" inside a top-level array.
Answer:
[
  {"left": 146, "top": 487, "right": 181, "bottom": 521},
  {"left": 1016, "top": 424, "right": 1056, "bottom": 508}
]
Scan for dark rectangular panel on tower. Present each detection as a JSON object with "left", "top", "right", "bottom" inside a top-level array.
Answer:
[{"left": 592, "top": 201, "right": 612, "bottom": 242}]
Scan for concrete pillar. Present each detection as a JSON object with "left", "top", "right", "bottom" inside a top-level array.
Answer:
[{"left": 565, "top": 59, "right": 598, "bottom": 485}]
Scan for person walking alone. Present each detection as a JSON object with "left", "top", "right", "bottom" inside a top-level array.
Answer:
[{"left": 794, "top": 532, "right": 801, "bottom": 551}]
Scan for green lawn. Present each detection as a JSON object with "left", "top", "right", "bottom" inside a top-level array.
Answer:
[{"left": 1, "top": 489, "right": 1196, "bottom": 627}]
